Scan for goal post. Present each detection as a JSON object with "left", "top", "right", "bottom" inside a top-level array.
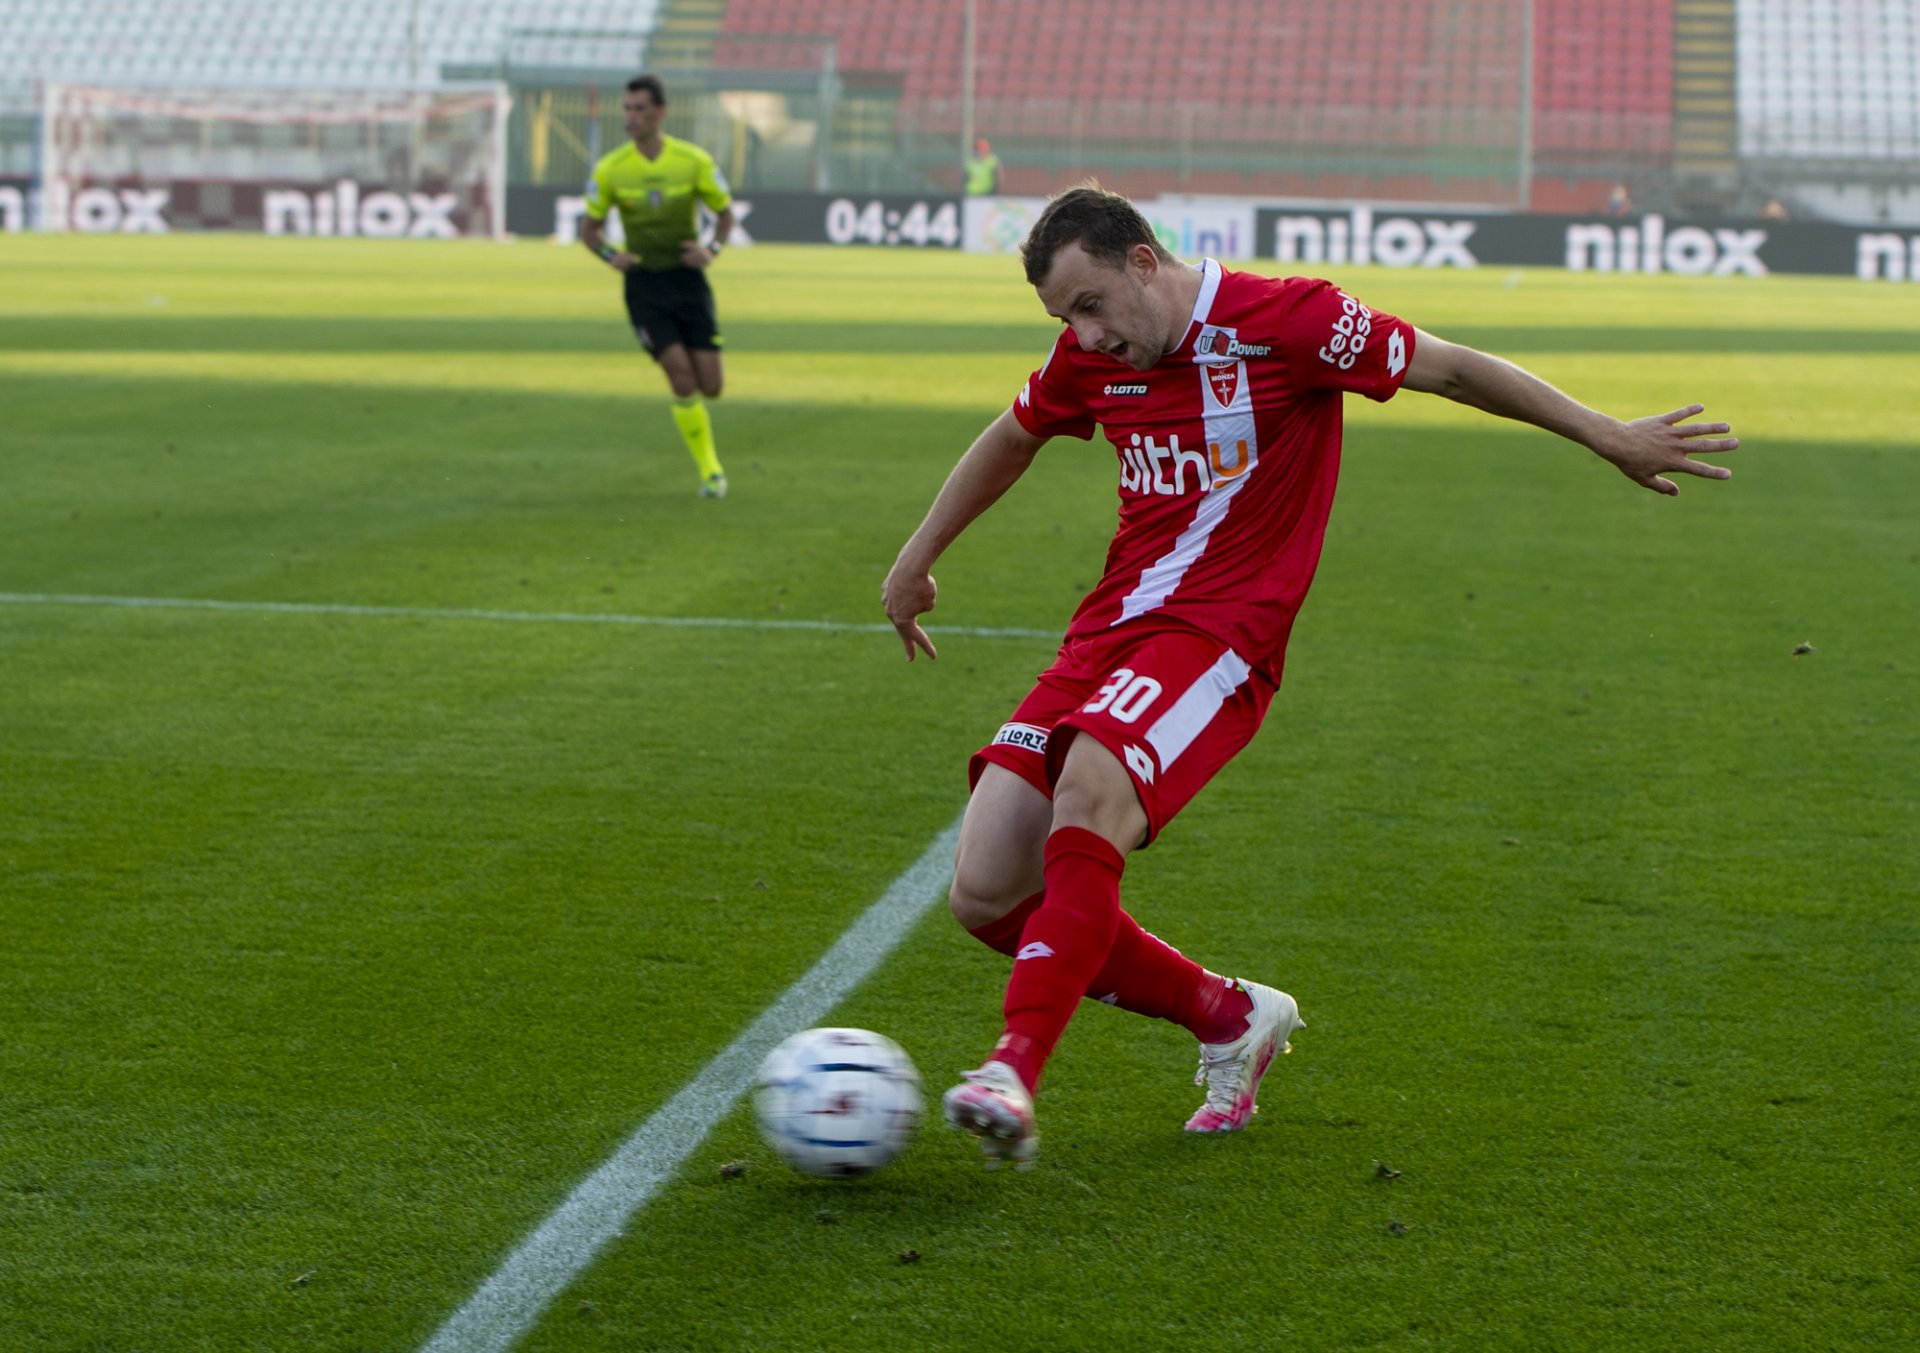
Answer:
[{"left": 38, "top": 83, "right": 509, "bottom": 238}]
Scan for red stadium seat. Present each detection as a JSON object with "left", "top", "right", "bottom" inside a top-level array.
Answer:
[{"left": 716, "top": 0, "right": 1677, "bottom": 199}]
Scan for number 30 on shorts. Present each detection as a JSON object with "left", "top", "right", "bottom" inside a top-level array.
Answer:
[{"left": 1082, "top": 668, "right": 1163, "bottom": 723}]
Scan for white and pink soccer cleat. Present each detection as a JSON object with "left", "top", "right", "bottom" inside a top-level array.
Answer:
[
  {"left": 942, "top": 1060, "right": 1039, "bottom": 1169},
  {"left": 1185, "top": 981, "right": 1303, "bottom": 1133}
]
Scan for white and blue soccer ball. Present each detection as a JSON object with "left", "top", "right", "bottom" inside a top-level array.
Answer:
[{"left": 752, "top": 1027, "right": 923, "bottom": 1179}]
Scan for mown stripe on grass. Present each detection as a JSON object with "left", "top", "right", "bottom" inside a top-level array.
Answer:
[
  {"left": 419, "top": 816, "right": 963, "bottom": 1353},
  {"left": 0, "top": 592, "right": 1054, "bottom": 641}
]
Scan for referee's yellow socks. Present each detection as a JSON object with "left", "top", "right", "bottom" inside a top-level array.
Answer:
[{"left": 670, "top": 395, "right": 723, "bottom": 482}]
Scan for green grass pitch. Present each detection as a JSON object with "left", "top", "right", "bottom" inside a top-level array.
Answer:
[{"left": 1, "top": 233, "right": 1915, "bottom": 1351}]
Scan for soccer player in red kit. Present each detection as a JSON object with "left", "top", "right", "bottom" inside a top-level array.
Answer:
[{"left": 881, "top": 185, "right": 1736, "bottom": 1168}]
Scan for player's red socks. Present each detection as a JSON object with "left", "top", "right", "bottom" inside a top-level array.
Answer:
[
  {"left": 964, "top": 871, "right": 1256, "bottom": 1056},
  {"left": 993, "top": 827, "right": 1124, "bottom": 1092},
  {"left": 1090, "top": 919, "right": 1254, "bottom": 1046}
]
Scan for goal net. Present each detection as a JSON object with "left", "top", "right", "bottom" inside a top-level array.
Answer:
[{"left": 40, "top": 84, "right": 508, "bottom": 238}]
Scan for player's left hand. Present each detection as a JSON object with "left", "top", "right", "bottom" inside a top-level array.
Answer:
[
  {"left": 1597, "top": 404, "right": 1738, "bottom": 495},
  {"left": 683, "top": 240, "right": 717, "bottom": 269}
]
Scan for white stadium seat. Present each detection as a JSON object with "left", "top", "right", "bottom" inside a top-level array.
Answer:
[
  {"left": 1, "top": 0, "right": 666, "bottom": 93},
  {"left": 1738, "top": 0, "right": 1920, "bottom": 161}
]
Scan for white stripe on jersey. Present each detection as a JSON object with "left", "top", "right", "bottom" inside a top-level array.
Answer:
[
  {"left": 1115, "top": 260, "right": 1259, "bottom": 626},
  {"left": 1143, "top": 645, "right": 1254, "bottom": 770}
]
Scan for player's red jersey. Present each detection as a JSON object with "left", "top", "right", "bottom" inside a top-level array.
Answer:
[{"left": 1011, "top": 260, "right": 1416, "bottom": 680}]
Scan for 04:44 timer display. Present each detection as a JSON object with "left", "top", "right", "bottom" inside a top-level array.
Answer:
[{"left": 824, "top": 197, "right": 961, "bottom": 247}]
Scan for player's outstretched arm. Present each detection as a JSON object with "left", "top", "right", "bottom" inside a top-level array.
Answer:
[
  {"left": 882, "top": 408, "right": 1046, "bottom": 662},
  {"left": 1402, "top": 328, "right": 1737, "bottom": 496}
]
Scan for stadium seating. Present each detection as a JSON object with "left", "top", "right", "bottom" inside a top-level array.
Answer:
[
  {"left": 718, "top": 0, "right": 1676, "bottom": 202},
  {"left": 1738, "top": 0, "right": 1920, "bottom": 164},
  {"left": 10, "top": 1, "right": 1917, "bottom": 212},
  {"left": 1536, "top": 0, "right": 1674, "bottom": 154},
  {"left": 0, "top": 0, "right": 663, "bottom": 93}
]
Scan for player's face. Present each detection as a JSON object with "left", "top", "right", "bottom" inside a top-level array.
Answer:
[
  {"left": 1035, "top": 242, "right": 1174, "bottom": 372},
  {"left": 623, "top": 91, "right": 665, "bottom": 143}
]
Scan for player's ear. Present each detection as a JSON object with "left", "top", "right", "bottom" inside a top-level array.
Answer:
[{"left": 1129, "top": 242, "right": 1159, "bottom": 283}]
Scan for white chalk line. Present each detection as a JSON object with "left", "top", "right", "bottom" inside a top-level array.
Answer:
[
  {"left": 5, "top": 587, "right": 1003, "bottom": 1347},
  {"left": 417, "top": 817, "right": 963, "bottom": 1353},
  {"left": 0, "top": 592, "right": 1055, "bottom": 641}
]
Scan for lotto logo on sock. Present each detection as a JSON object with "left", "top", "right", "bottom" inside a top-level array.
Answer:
[{"left": 1015, "top": 941, "right": 1056, "bottom": 961}]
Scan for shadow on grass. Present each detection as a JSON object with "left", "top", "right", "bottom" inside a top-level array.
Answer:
[
  {"left": 0, "top": 314, "right": 1061, "bottom": 357},
  {"left": 5, "top": 314, "right": 1919, "bottom": 357}
]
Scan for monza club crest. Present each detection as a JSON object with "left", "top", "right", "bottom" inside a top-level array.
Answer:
[{"left": 1206, "top": 362, "right": 1240, "bottom": 407}]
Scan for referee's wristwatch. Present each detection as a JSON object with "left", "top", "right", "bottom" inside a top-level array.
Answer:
[{"left": 708, "top": 239, "right": 724, "bottom": 257}]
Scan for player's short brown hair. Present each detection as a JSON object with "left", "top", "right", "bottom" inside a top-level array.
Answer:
[
  {"left": 1022, "top": 183, "right": 1173, "bottom": 285},
  {"left": 625, "top": 74, "right": 667, "bottom": 105}
]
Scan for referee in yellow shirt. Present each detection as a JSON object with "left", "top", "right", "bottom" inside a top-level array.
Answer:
[{"left": 581, "top": 75, "right": 737, "bottom": 498}]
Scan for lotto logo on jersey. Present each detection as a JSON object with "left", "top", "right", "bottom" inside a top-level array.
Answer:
[
  {"left": 1194, "top": 325, "right": 1271, "bottom": 362},
  {"left": 1318, "top": 291, "right": 1373, "bottom": 371},
  {"left": 1123, "top": 744, "right": 1157, "bottom": 784}
]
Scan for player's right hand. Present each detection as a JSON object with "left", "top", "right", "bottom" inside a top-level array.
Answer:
[{"left": 881, "top": 564, "right": 939, "bottom": 662}]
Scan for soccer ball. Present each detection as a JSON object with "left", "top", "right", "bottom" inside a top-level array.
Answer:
[{"left": 752, "top": 1027, "right": 923, "bottom": 1179}]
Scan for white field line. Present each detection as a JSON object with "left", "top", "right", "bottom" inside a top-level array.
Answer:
[
  {"left": 418, "top": 817, "right": 962, "bottom": 1353},
  {"left": 8, "top": 588, "right": 1004, "bottom": 1348},
  {"left": 0, "top": 591, "right": 1055, "bottom": 641}
]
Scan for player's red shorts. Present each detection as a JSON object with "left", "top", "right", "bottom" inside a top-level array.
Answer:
[{"left": 969, "top": 622, "right": 1278, "bottom": 844}]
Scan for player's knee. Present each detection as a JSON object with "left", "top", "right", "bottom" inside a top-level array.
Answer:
[
  {"left": 947, "top": 882, "right": 987, "bottom": 930},
  {"left": 948, "top": 879, "right": 999, "bottom": 931},
  {"left": 948, "top": 857, "right": 1025, "bottom": 931}
]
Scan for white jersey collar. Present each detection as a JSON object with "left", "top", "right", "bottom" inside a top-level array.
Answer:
[{"left": 1190, "top": 257, "right": 1223, "bottom": 328}]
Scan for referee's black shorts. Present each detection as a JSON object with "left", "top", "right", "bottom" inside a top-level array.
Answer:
[{"left": 622, "top": 266, "right": 722, "bottom": 359}]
